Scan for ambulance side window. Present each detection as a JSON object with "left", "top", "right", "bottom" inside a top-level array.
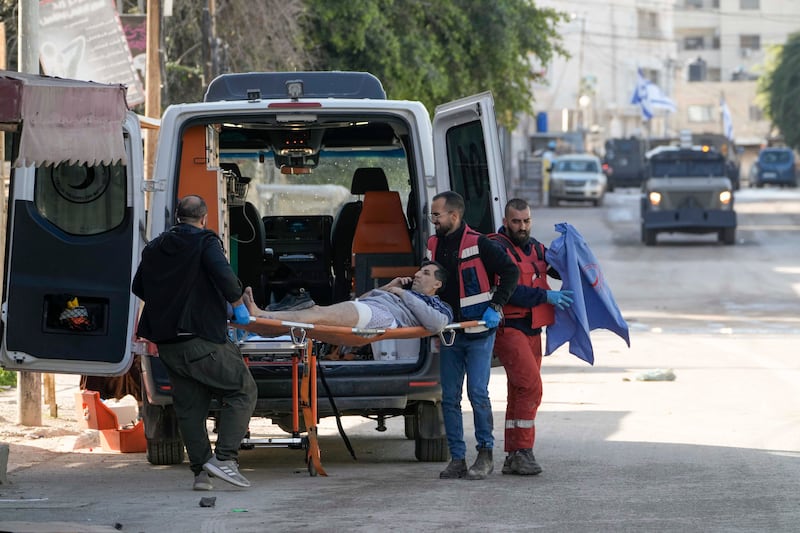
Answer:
[
  {"left": 34, "top": 161, "right": 127, "bottom": 235},
  {"left": 444, "top": 120, "right": 493, "bottom": 233}
]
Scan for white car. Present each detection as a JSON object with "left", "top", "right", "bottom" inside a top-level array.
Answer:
[{"left": 548, "top": 154, "right": 607, "bottom": 207}]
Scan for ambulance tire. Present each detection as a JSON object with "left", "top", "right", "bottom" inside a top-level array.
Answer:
[
  {"left": 142, "top": 396, "right": 185, "bottom": 465},
  {"left": 414, "top": 435, "right": 449, "bottom": 462},
  {"left": 404, "top": 414, "right": 419, "bottom": 440}
]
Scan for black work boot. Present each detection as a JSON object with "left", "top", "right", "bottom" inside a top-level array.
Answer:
[
  {"left": 510, "top": 448, "right": 542, "bottom": 476},
  {"left": 466, "top": 448, "right": 493, "bottom": 480},
  {"left": 439, "top": 459, "right": 468, "bottom": 479},
  {"left": 501, "top": 452, "right": 515, "bottom": 475}
]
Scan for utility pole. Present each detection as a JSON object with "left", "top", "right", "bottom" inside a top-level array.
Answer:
[
  {"left": 202, "top": 0, "right": 217, "bottom": 86},
  {"left": 144, "top": 0, "right": 161, "bottom": 180},
  {"left": 575, "top": 14, "right": 586, "bottom": 144},
  {"left": 17, "top": 0, "right": 42, "bottom": 427}
]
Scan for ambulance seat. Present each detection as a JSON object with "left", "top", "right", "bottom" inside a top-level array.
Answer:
[
  {"left": 330, "top": 168, "right": 389, "bottom": 300},
  {"left": 351, "top": 190, "right": 415, "bottom": 296}
]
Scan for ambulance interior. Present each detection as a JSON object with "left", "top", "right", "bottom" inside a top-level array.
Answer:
[{"left": 173, "top": 115, "right": 424, "bottom": 362}]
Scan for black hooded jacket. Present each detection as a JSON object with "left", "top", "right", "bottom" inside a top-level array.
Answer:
[{"left": 132, "top": 224, "right": 243, "bottom": 344}]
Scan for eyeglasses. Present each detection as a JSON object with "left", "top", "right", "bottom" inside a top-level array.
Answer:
[{"left": 427, "top": 211, "right": 453, "bottom": 222}]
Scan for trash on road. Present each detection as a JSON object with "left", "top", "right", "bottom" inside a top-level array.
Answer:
[
  {"left": 199, "top": 497, "right": 216, "bottom": 508},
  {"left": 633, "top": 368, "right": 676, "bottom": 381}
]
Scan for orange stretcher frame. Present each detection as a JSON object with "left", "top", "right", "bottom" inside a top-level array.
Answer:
[
  {"left": 232, "top": 318, "right": 485, "bottom": 475},
  {"left": 235, "top": 317, "right": 484, "bottom": 347}
]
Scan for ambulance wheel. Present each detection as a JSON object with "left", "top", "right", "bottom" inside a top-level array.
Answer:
[
  {"left": 414, "top": 436, "right": 449, "bottom": 462},
  {"left": 404, "top": 414, "right": 419, "bottom": 440},
  {"left": 142, "top": 396, "right": 185, "bottom": 465}
]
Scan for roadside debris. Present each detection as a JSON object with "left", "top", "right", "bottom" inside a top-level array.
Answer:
[
  {"left": 631, "top": 369, "right": 676, "bottom": 382},
  {"left": 199, "top": 497, "right": 216, "bottom": 508}
]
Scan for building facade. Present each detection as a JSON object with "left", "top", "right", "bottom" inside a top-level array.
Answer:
[{"left": 511, "top": 0, "right": 800, "bottom": 180}]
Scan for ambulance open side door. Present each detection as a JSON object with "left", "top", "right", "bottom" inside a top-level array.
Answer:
[
  {"left": 0, "top": 104, "right": 145, "bottom": 376},
  {"left": 432, "top": 92, "right": 508, "bottom": 233}
]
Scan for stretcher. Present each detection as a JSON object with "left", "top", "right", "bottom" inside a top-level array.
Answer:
[{"left": 232, "top": 317, "right": 484, "bottom": 476}]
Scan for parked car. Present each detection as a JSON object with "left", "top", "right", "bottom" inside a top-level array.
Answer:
[
  {"left": 751, "top": 147, "right": 797, "bottom": 188},
  {"left": 548, "top": 154, "right": 606, "bottom": 207}
]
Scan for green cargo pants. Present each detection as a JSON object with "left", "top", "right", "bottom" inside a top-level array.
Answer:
[{"left": 156, "top": 337, "right": 257, "bottom": 474}]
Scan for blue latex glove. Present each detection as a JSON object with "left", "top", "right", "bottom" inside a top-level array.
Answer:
[
  {"left": 231, "top": 303, "right": 251, "bottom": 325},
  {"left": 546, "top": 290, "right": 574, "bottom": 310},
  {"left": 481, "top": 306, "right": 502, "bottom": 329}
]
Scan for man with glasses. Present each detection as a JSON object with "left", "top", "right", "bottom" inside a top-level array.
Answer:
[{"left": 426, "top": 191, "right": 519, "bottom": 480}]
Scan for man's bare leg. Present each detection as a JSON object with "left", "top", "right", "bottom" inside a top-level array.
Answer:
[{"left": 243, "top": 287, "right": 360, "bottom": 327}]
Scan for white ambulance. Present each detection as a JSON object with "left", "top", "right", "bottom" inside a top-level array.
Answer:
[{"left": 0, "top": 71, "right": 507, "bottom": 465}]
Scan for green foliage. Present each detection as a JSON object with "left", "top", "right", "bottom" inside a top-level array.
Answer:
[
  {"left": 0, "top": 368, "right": 17, "bottom": 387},
  {"left": 760, "top": 32, "right": 800, "bottom": 150},
  {"left": 1, "top": 0, "right": 567, "bottom": 126},
  {"left": 303, "top": 0, "right": 568, "bottom": 128}
]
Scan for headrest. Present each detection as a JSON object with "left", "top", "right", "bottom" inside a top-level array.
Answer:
[
  {"left": 220, "top": 163, "right": 242, "bottom": 179},
  {"left": 351, "top": 167, "right": 389, "bottom": 195}
]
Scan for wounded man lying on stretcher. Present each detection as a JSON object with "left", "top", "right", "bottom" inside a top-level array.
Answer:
[{"left": 243, "top": 261, "right": 454, "bottom": 334}]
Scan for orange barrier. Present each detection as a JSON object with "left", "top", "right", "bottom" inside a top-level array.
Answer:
[{"left": 75, "top": 390, "right": 146, "bottom": 453}]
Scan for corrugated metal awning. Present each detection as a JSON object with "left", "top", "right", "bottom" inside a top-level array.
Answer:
[{"left": 0, "top": 70, "right": 129, "bottom": 167}]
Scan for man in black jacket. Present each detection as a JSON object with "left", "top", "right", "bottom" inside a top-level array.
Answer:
[{"left": 133, "top": 195, "right": 256, "bottom": 491}]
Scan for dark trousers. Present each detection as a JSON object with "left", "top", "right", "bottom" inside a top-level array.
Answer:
[{"left": 157, "top": 337, "right": 257, "bottom": 474}]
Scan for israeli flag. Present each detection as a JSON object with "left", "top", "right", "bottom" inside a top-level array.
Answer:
[
  {"left": 631, "top": 68, "right": 676, "bottom": 121},
  {"left": 721, "top": 97, "right": 735, "bottom": 141}
]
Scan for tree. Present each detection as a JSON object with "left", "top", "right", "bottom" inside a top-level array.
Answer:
[
  {"left": 303, "top": 0, "right": 568, "bottom": 128},
  {"left": 759, "top": 32, "right": 800, "bottom": 150},
  {"left": 162, "top": 0, "right": 312, "bottom": 106},
  {"left": 1, "top": 0, "right": 567, "bottom": 125}
]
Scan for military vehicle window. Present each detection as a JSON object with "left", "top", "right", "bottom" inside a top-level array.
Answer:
[
  {"left": 650, "top": 156, "right": 724, "bottom": 178},
  {"left": 34, "top": 161, "right": 127, "bottom": 235},
  {"left": 444, "top": 120, "right": 493, "bottom": 234}
]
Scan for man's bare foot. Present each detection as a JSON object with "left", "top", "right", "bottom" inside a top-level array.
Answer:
[{"left": 242, "top": 287, "right": 262, "bottom": 316}]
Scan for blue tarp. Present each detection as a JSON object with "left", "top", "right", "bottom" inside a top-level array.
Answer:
[{"left": 545, "top": 223, "right": 630, "bottom": 364}]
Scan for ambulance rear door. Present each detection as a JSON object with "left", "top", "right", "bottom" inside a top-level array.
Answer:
[
  {"left": 0, "top": 111, "right": 145, "bottom": 375},
  {"left": 432, "top": 92, "right": 507, "bottom": 233}
]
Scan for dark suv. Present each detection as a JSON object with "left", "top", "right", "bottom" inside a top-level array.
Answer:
[{"left": 640, "top": 145, "right": 737, "bottom": 246}]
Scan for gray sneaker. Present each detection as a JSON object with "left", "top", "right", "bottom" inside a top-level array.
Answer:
[
  {"left": 202, "top": 456, "right": 251, "bottom": 488},
  {"left": 193, "top": 471, "right": 213, "bottom": 491}
]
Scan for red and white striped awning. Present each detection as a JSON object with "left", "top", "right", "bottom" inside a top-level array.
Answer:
[{"left": 0, "top": 70, "right": 128, "bottom": 167}]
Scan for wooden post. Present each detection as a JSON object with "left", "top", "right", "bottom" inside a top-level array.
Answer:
[
  {"left": 43, "top": 374, "right": 57, "bottom": 417},
  {"left": 16, "top": 0, "right": 43, "bottom": 427},
  {"left": 1, "top": 21, "right": 7, "bottom": 275},
  {"left": 144, "top": 0, "right": 161, "bottom": 181}
]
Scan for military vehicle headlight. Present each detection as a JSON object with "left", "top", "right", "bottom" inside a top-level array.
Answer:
[
  {"left": 648, "top": 191, "right": 662, "bottom": 206},
  {"left": 719, "top": 190, "right": 732, "bottom": 204}
]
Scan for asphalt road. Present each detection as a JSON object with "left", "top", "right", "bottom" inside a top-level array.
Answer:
[{"left": 2, "top": 187, "right": 799, "bottom": 533}]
